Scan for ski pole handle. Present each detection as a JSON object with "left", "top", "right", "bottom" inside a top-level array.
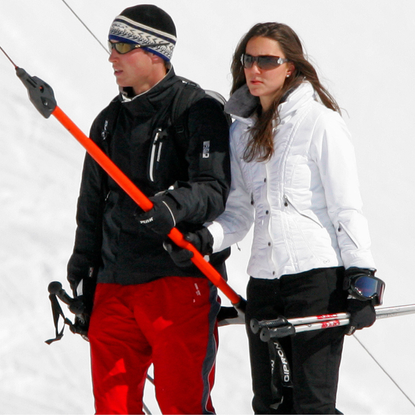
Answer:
[
  {"left": 48, "top": 281, "right": 74, "bottom": 306},
  {"left": 260, "top": 318, "right": 350, "bottom": 341},
  {"left": 48, "top": 281, "right": 86, "bottom": 315}
]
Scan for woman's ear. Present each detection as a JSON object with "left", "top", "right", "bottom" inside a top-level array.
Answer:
[{"left": 287, "top": 62, "right": 295, "bottom": 77}]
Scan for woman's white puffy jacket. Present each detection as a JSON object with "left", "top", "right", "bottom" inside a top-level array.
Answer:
[{"left": 208, "top": 82, "right": 375, "bottom": 279}]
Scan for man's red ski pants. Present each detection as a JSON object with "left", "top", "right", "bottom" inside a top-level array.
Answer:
[{"left": 88, "top": 277, "right": 219, "bottom": 414}]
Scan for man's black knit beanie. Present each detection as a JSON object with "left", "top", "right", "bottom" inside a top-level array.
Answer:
[{"left": 109, "top": 4, "right": 176, "bottom": 61}]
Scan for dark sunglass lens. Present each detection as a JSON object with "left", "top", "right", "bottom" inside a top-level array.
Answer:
[
  {"left": 242, "top": 54, "right": 254, "bottom": 68},
  {"left": 117, "top": 43, "right": 132, "bottom": 54},
  {"left": 242, "top": 55, "right": 283, "bottom": 70},
  {"left": 258, "top": 56, "right": 279, "bottom": 70},
  {"left": 108, "top": 42, "right": 136, "bottom": 54}
]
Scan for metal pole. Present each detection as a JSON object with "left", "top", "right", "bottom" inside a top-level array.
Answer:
[{"left": 258, "top": 304, "right": 415, "bottom": 340}]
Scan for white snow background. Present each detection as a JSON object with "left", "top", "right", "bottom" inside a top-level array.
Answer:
[{"left": 1, "top": 0, "right": 415, "bottom": 413}]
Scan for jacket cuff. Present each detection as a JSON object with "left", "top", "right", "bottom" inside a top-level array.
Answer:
[{"left": 207, "top": 221, "right": 225, "bottom": 253}]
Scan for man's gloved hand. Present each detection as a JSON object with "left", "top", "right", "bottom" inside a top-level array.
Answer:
[
  {"left": 135, "top": 194, "right": 179, "bottom": 235},
  {"left": 163, "top": 227, "right": 214, "bottom": 268},
  {"left": 70, "top": 278, "right": 96, "bottom": 340},
  {"left": 68, "top": 295, "right": 87, "bottom": 315},
  {"left": 344, "top": 267, "right": 379, "bottom": 335}
]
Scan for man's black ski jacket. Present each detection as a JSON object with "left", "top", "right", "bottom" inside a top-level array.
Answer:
[{"left": 67, "top": 68, "right": 231, "bottom": 288}]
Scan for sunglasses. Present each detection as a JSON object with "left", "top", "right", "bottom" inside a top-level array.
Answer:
[
  {"left": 108, "top": 41, "right": 169, "bottom": 54},
  {"left": 347, "top": 274, "right": 385, "bottom": 306},
  {"left": 241, "top": 53, "right": 289, "bottom": 70}
]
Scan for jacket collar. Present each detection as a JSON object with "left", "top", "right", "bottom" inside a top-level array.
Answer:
[
  {"left": 279, "top": 81, "right": 315, "bottom": 117},
  {"left": 119, "top": 66, "right": 180, "bottom": 118},
  {"left": 225, "top": 81, "right": 315, "bottom": 124},
  {"left": 225, "top": 84, "right": 259, "bottom": 120}
]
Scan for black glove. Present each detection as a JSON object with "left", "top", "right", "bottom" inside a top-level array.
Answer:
[
  {"left": 70, "top": 271, "right": 97, "bottom": 339},
  {"left": 163, "top": 227, "right": 214, "bottom": 268},
  {"left": 135, "top": 194, "right": 179, "bottom": 235},
  {"left": 346, "top": 299, "right": 376, "bottom": 335},
  {"left": 344, "top": 267, "right": 378, "bottom": 335}
]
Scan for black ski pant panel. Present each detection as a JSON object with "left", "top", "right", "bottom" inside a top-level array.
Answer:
[
  {"left": 246, "top": 275, "right": 293, "bottom": 414},
  {"left": 246, "top": 267, "right": 348, "bottom": 414}
]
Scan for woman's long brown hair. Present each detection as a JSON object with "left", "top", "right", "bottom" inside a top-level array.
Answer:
[{"left": 231, "top": 23, "right": 340, "bottom": 162}]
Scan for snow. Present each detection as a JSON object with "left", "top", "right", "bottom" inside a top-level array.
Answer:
[{"left": 1, "top": 0, "right": 414, "bottom": 413}]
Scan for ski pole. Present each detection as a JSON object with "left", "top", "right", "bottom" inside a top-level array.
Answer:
[
  {"left": 256, "top": 303, "right": 415, "bottom": 341},
  {"left": 2, "top": 50, "right": 244, "bottom": 309},
  {"left": 252, "top": 303, "right": 415, "bottom": 332}
]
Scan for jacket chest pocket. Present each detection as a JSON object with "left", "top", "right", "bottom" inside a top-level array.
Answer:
[
  {"left": 148, "top": 128, "right": 166, "bottom": 182},
  {"left": 148, "top": 127, "right": 188, "bottom": 188}
]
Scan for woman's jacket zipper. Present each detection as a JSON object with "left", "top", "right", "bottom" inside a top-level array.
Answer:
[{"left": 283, "top": 194, "right": 323, "bottom": 228}]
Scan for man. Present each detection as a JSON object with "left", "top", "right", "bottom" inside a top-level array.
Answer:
[{"left": 67, "top": 5, "right": 230, "bottom": 414}]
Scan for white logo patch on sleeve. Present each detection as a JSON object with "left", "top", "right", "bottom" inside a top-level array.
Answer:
[{"left": 202, "top": 141, "right": 210, "bottom": 159}]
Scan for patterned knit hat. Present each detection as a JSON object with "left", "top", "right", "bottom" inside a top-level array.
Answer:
[{"left": 109, "top": 5, "right": 176, "bottom": 61}]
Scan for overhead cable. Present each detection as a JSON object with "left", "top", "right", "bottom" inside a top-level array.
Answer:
[{"left": 61, "top": 0, "right": 109, "bottom": 55}]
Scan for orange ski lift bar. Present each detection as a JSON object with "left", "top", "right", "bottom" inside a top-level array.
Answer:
[{"left": 1, "top": 47, "right": 244, "bottom": 310}]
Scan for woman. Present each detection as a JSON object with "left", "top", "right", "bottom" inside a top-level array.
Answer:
[{"left": 166, "top": 22, "right": 384, "bottom": 414}]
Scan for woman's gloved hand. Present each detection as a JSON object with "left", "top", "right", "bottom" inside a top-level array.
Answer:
[{"left": 344, "top": 267, "right": 384, "bottom": 335}]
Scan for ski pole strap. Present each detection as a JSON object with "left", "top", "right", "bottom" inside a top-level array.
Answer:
[
  {"left": 268, "top": 339, "right": 293, "bottom": 410},
  {"left": 45, "top": 291, "right": 87, "bottom": 344},
  {"left": 45, "top": 293, "right": 67, "bottom": 344}
]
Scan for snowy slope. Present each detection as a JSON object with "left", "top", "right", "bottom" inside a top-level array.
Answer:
[{"left": 1, "top": 1, "right": 415, "bottom": 414}]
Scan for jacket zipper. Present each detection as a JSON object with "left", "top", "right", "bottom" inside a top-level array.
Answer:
[
  {"left": 149, "top": 128, "right": 163, "bottom": 182},
  {"left": 337, "top": 221, "right": 360, "bottom": 249},
  {"left": 283, "top": 195, "right": 323, "bottom": 228}
]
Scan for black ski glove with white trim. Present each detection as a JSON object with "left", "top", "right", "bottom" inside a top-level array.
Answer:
[
  {"left": 163, "top": 227, "right": 214, "bottom": 268},
  {"left": 135, "top": 193, "right": 179, "bottom": 235}
]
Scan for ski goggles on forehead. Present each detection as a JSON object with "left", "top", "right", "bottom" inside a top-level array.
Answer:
[
  {"left": 241, "top": 53, "right": 289, "bottom": 70},
  {"left": 347, "top": 274, "right": 385, "bottom": 306},
  {"left": 108, "top": 41, "right": 169, "bottom": 54}
]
